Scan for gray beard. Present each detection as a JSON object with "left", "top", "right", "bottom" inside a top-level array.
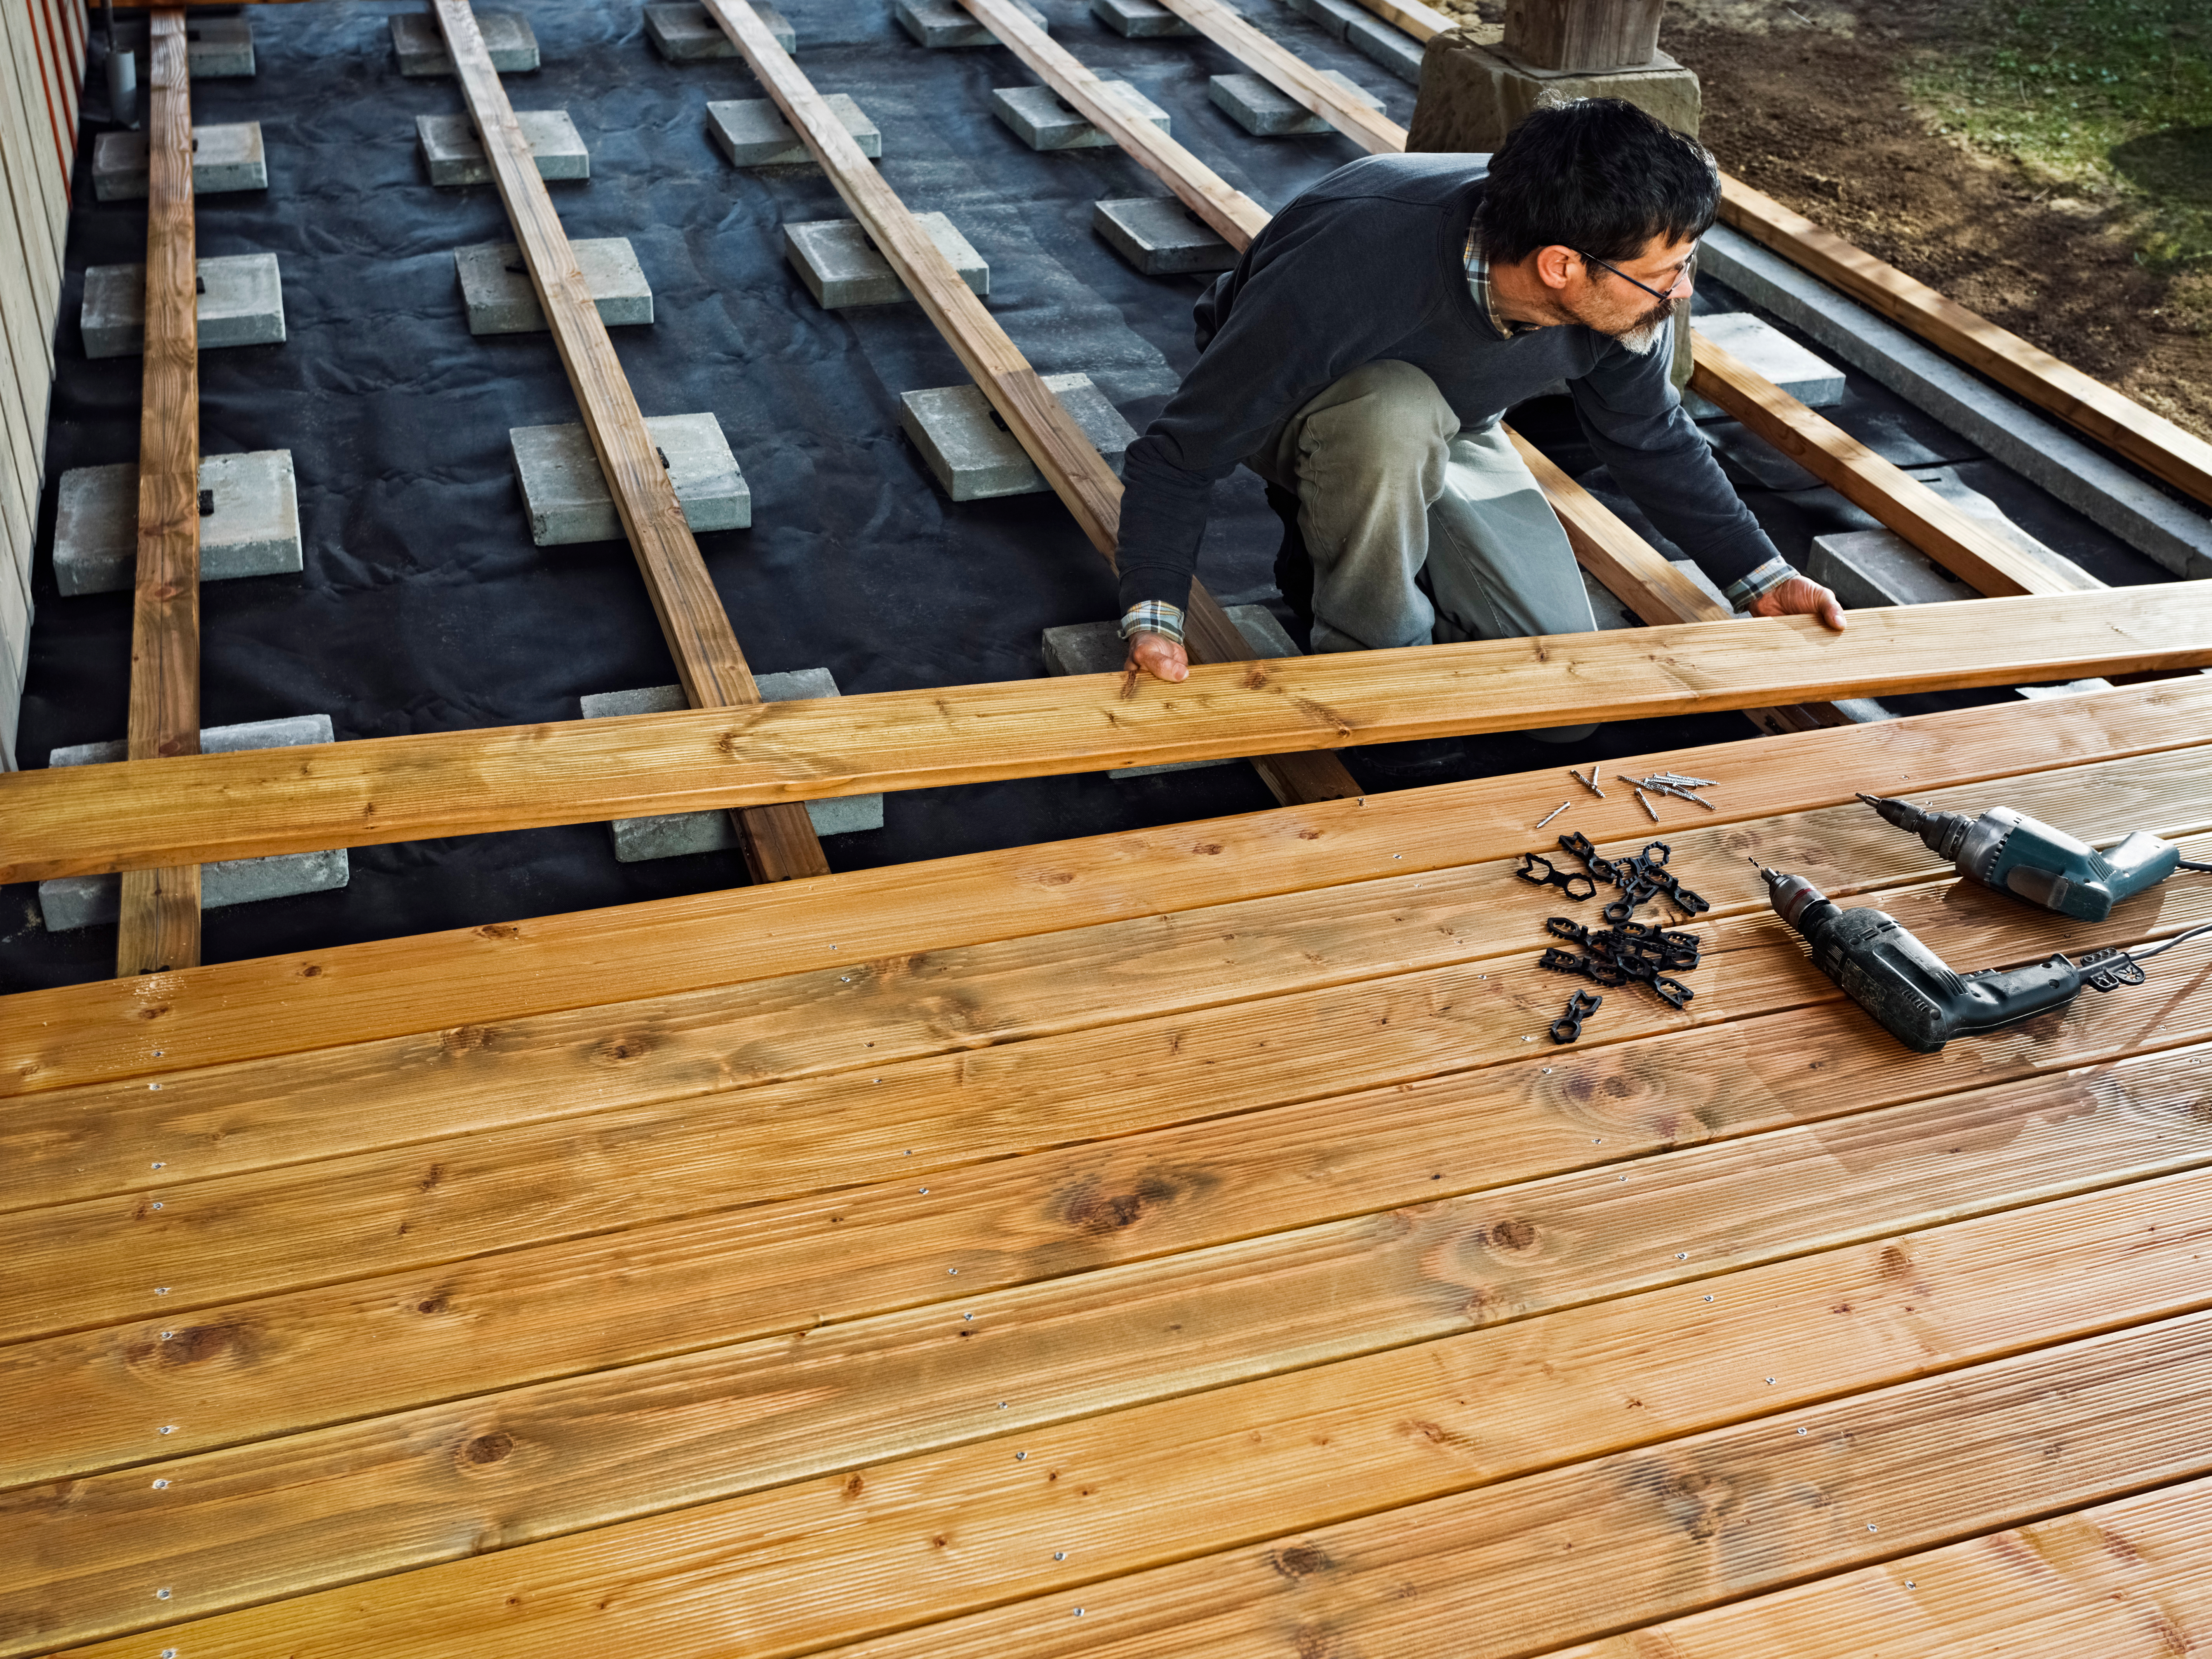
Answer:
[{"left": 1614, "top": 308, "right": 1674, "bottom": 356}]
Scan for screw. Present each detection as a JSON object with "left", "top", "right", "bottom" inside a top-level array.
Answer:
[
  {"left": 153, "top": 1478, "right": 170, "bottom": 1489},
  {"left": 155, "top": 1588, "right": 171, "bottom": 1600},
  {"left": 1674, "top": 1253, "right": 1687, "bottom": 1261},
  {"left": 1906, "top": 1580, "right": 1916, "bottom": 1588},
  {"left": 159, "top": 1425, "right": 176, "bottom": 1434},
  {"left": 154, "top": 1287, "right": 169, "bottom": 1295},
  {"left": 153, "top": 1050, "right": 164, "bottom": 1057},
  {"left": 1055, "top": 1551, "right": 1066, "bottom": 1560},
  {"left": 1074, "top": 1609, "right": 1084, "bottom": 1617},
  {"left": 1533, "top": 801, "right": 1572, "bottom": 830},
  {"left": 1016, "top": 1452, "right": 1027, "bottom": 1461},
  {"left": 949, "top": 1268, "right": 959, "bottom": 1275},
  {"left": 151, "top": 1162, "right": 164, "bottom": 1169},
  {"left": 1636, "top": 790, "right": 1659, "bottom": 822},
  {"left": 152, "top": 1202, "right": 164, "bottom": 1210},
  {"left": 1766, "top": 1377, "right": 1776, "bottom": 1384},
  {"left": 1797, "top": 1427, "right": 1808, "bottom": 1435},
  {"left": 965, "top": 1313, "right": 974, "bottom": 1320},
  {"left": 1867, "top": 1524, "right": 1878, "bottom": 1532},
  {"left": 160, "top": 1331, "right": 173, "bottom": 1339},
  {"left": 919, "top": 1188, "right": 928, "bottom": 1194},
  {"left": 1703, "top": 1295, "right": 1713, "bottom": 1302},
  {"left": 149, "top": 1083, "right": 161, "bottom": 1091}
]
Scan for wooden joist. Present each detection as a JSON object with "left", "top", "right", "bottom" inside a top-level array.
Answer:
[
  {"left": 5, "top": 677, "right": 2203, "bottom": 1100},
  {"left": 1689, "top": 330, "right": 2099, "bottom": 598},
  {"left": 429, "top": 0, "right": 828, "bottom": 882},
  {"left": 1719, "top": 174, "right": 2212, "bottom": 510},
  {"left": 700, "top": 0, "right": 1359, "bottom": 808},
  {"left": 116, "top": 9, "right": 202, "bottom": 978},
  {"left": 1153, "top": 0, "right": 1406, "bottom": 152},
  {"left": 3, "top": 588, "right": 2209, "bottom": 883}
]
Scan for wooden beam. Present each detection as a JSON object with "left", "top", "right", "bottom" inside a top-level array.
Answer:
[
  {"left": 3, "top": 588, "right": 2208, "bottom": 883},
  {"left": 1690, "top": 329, "right": 2101, "bottom": 599},
  {"left": 5, "top": 679, "right": 2200, "bottom": 1101},
  {"left": 698, "top": 0, "right": 1358, "bottom": 809},
  {"left": 1350, "top": 0, "right": 1453, "bottom": 35},
  {"left": 429, "top": 0, "right": 827, "bottom": 883},
  {"left": 1151, "top": 0, "right": 1408, "bottom": 153},
  {"left": 116, "top": 8, "right": 200, "bottom": 979},
  {"left": 1719, "top": 174, "right": 2212, "bottom": 511}
]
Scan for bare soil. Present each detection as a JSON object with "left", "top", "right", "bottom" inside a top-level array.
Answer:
[{"left": 1439, "top": 0, "right": 2212, "bottom": 444}]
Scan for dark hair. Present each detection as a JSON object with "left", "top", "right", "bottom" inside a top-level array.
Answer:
[{"left": 1475, "top": 98, "right": 1720, "bottom": 266}]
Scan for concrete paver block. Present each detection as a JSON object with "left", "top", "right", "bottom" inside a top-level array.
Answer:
[
  {"left": 1681, "top": 312, "right": 1846, "bottom": 418},
  {"left": 707, "top": 94, "right": 879, "bottom": 167},
  {"left": 991, "top": 80, "right": 1170, "bottom": 151},
  {"left": 510, "top": 412, "right": 749, "bottom": 545},
  {"left": 1808, "top": 466, "right": 2094, "bottom": 608},
  {"left": 644, "top": 0, "right": 794, "bottom": 57},
  {"left": 581, "top": 673, "right": 882, "bottom": 854},
  {"left": 81, "top": 252, "right": 286, "bottom": 359},
  {"left": 53, "top": 451, "right": 303, "bottom": 597},
  {"left": 392, "top": 10, "right": 539, "bottom": 76},
  {"left": 1044, "top": 606, "right": 1300, "bottom": 776},
  {"left": 37, "top": 715, "right": 347, "bottom": 931},
  {"left": 895, "top": 0, "right": 1047, "bottom": 47},
  {"left": 1090, "top": 0, "right": 1194, "bottom": 37},
  {"left": 783, "top": 213, "right": 988, "bottom": 309},
  {"left": 416, "top": 110, "right": 588, "bottom": 186},
  {"left": 93, "top": 122, "right": 266, "bottom": 200},
  {"left": 455, "top": 237, "right": 652, "bottom": 334},
  {"left": 1093, "top": 196, "right": 1237, "bottom": 276},
  {"left": 1347, "top": 11, "right": 1423, "bottom": 81},
  {"left": 112, "top": 15, "right": 256, "bottom": 77},
  {"left": 1286, "top": 0, "right": 1367, "bottom": 39},
  {"left": 900, "top": 374, "right": 1136, "bottom": 501},
  {"left": 1209, "top": 70, "right": 1380, "bottom": 136}
]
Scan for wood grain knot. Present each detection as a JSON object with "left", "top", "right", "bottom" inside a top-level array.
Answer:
[
  {"left": 1270, "top": 1543, "right": 1333, "bottom": 1579},
  {"left": 460, "top": 1431, "right": 515, "bottom": 1466},
  {"left": 440, "top": 1025, "right": 496, "bottom": 1056},
  {"left": 1486, "top": 1218, "right": 1538, "bottom": 1252}
]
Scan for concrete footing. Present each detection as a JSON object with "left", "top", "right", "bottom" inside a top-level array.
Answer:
[
  {"left": 1681, "top": 311, "right": 1845, "bottom": 419},
  {"left": 1090, "top": 0, "right": 1193, "bottom": 36},
  {"left": 783, "top": 214, "right": 988, "bottom": 309},
  {"left": 990, "top": 81, "right": 1170, "bottom": 151},
  {"left": 110, "top": 14, "right": 255, "bottom": 76},
  {"left": 94, "top": 122, "right": 266, "bottom": 200},
  {"left": 1808, "top": 466, "right": 2097, "bottom": 606},
  {"left": 37, "top": 715, "right": 347, "bottom": 932},
  {"left": 1348, "top": 12, "right": 1424, "bottom": 81},
  {"left": 895, "top": 0, "right": 1047, "bottom": 47},
  {"left": 1697, "top": 222, "right": 2212, "bottom": 581},
  {"left": 392, "top": 10, "right": 539, "bottom": 75},
  {"left": 1093, "top": 197, "right": 1237, "bottom": 276},
  {"left": 581, "top": 673, "right": 882, "bottom": 855},
  {"left": 1406, "top": 34, "right": 1697, "bottom": 151},
  {"left": 417, "top": 110, "right": 588, "bottom": 186},
  {"left": 900, "top": 375, "right": 1137, "bottom": 501},
  {"left": 708, "top": 94, "right": 879, "bottom": 167},
  {"left": 1209, "top": 70, "right": 1381, "bottom": 137},
  {"left": 456, "top": 238, "right": 651, "bottom": 334},
  {"left": 1044, "top": 606, "right": 1301, "bottom": 776},
  {"left": 82, "top": 253, "right": 286, "bottom": 359},
  {"left": 54, "top": 451, "right": 303, "bottom": 596},
  {"left": 510, "top": 413, "right": 749, "bottom": 546},
  {"left": 645, "top": 0, "right": 794, "bottom": 57}
]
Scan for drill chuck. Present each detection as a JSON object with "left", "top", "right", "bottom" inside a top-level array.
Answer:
[{"left": 1857, "top": 794, "right": 2187, "bottom": 923}]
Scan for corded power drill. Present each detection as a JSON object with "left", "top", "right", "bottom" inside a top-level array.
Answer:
[{"left": 1857, "top": 794, "right": 2209, "bottom": 922}]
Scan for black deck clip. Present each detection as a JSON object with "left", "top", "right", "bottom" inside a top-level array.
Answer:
[
  {"left": 1550, "top": 988, "right": 1603, "bottom": 1044},
  {"left": 1516, "top": 852, "right": 1596, "bottom": 902},
  {"left": 197, "top": 488, "right": 214, "bottom": 517}
]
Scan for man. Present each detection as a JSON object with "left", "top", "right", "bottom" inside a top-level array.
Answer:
[{"left": 1114, "top": 97, "right": 1846, "bottom": 720}]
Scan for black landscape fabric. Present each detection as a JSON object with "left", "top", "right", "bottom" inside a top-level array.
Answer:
[{"left": 0, "top": 0, "right": 2170, "bottom": 991}]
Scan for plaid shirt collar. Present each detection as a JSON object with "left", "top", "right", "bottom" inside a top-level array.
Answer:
[{"left": 1463, "top": 223, "right": 1539, "bottom": 339}]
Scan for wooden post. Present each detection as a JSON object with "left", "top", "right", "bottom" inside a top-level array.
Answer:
[
  {"left": 1501, "top": 0, "right": 1666, "bottom": 70},
  {"left": 116, "top": 7, "right": 201, "bottom": 977}
]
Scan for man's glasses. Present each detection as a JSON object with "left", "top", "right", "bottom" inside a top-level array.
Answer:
[{"left": 1577, "top": 247, "right": 1697, "bottom": 303}]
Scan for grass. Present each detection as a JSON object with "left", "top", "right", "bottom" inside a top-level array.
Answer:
[{"left": 1906, "top": 0, "right": 2212, "bottom": 271}]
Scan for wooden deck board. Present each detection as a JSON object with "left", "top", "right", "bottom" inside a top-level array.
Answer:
[
  {"left": 6, "top": 671, "right": 2201, "bottom": 1108},
  {"left": 8, "top": 696, "right": 2212, "bottom": 1655}
]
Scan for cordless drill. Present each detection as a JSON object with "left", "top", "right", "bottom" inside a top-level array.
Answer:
[
  {"left": 1858, "top": 794, "right": 2203, "bottom": 923},
  {"left": 1754, "top": 863, "right": 2108, "bottom": 1053}
]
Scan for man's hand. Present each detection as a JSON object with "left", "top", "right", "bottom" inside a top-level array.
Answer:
[
  {"left": 1125, "top": 630, "right": 1190, "bottom": 682},
  {"left": 1749, "top": 575, "right": 1848, "bottom": 632}
]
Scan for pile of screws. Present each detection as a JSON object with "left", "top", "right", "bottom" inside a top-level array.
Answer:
[
  {"left": 1618, "top": 771, "right": 1718, "bottom": 821},
  {"left": 1516, "top": 831, "right": 1709, "bottom": 1041}
]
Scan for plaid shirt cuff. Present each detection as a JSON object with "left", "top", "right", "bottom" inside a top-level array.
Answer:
[
  {"left": 1119, "top": 601, "right": 1186, "bottom": 646},
  {"left": 1721, "top": 557, "right": 1800, "bottom": 613}
]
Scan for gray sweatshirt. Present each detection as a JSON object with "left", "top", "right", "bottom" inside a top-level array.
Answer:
[{"left": 1114, "top": 153, "right": 1782, "bottom": 613}]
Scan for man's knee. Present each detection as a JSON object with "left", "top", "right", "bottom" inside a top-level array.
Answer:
[{"left": 1297, "top": 360, "right": 1456, "bottom": 488}]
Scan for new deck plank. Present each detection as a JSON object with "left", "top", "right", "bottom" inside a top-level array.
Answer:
[
  {"left": 16, "top": 933, "right": 2212, "bottom": 1491},
  {"left": 5, "top": 589, "right": 2209, "bottom": 884},
  {"left": 5, "top": 662, "right": 2202, "bottom": 1107},
  {"left": 10, "top": 1048, "right": 2207, "bottom": 1652}
]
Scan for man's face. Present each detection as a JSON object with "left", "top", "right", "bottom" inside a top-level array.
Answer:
[{"left": 1561, "top": 234, "right": 1697, "bottom": 355}]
